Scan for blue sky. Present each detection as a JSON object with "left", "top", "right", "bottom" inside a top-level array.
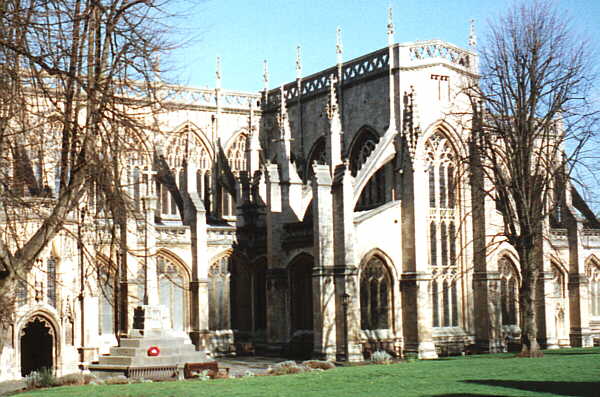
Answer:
[{"left": 166, "top": 0, "right": 600, "bottom": 93}]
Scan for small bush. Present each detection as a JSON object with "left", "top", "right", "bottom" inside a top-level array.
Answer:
[
  {"left": 268, "top": 360, "right": 309, "bottom": 376},
  {"left": 56, "top": 373, "right": 91, "bottom": 386},
  {"left": 302, "top": 360, "right": 336, "bottom": 370},
  {"left": 25, "top": 371, "right": 41, "bottom": 389},
  {"left": 104, "top": 375, "right": 129, "bottom": 385},
  {"left": 370, "top": 350, "right": 393, "bottom": 364},
  {"left": 25, "top": 368, "right": 57, "bottom": 388}
]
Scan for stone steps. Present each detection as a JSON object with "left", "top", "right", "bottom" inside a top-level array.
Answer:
[{"left": 109, "top": 344, "right": 198, "bottom": 357}]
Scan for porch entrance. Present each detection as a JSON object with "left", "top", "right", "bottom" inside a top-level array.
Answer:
[{"left": 20, "top": 317, "right": 54, "bottom": 377}]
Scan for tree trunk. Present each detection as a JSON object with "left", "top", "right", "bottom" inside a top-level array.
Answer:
[{"left": 517, "top": 244, "right": 544, "bottom": 358}]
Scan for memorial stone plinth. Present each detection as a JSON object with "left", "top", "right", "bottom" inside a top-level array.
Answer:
[{"left": 89, "top": 305, "right": 209, "bottom": 379}]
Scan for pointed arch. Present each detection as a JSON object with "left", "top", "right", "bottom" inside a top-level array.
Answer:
[
  {"left": 225, "top": 130, "right": 249, "bottom": 173},
  {"left": 16, "top": 310, "right": 61, "bottom": 377},
  {"left": 586, "top": 255, "right": 600, "bottom": 318},
  {"left": 417, "top": 120, "right": 466, "bottom": 162},
  {"left": 348, "top": 126, "right": 381, "bottom": 176},
  {"left": 359, "top": 249, "right": 395, "bottom": 331},
  {"left": 288, "top": 253, "right": 314, "bottom": 333},
  {"left": 498, "top": 254, "right": 520, "bottom": 326},
  {"left": 153, "top": 249, "right": 191, "bottom": 332},
  {"left": 305, "top": 136, "right": 326, "bottom": 181}
]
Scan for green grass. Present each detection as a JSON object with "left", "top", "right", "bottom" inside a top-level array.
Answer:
[{"left": 19, "top": 348, "right": 600, "bottom": 397}]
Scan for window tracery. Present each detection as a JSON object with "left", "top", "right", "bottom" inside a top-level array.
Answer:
[
  {"left": 208, "top": 255, "right": 231, "bottom": 330},
  {"left": 46, "top": 257, "right": 57, "bottom": 308},
  {"left": 360, "top": 256, "right": 392, "bottom": 330},
  {"left": 426, "top": 131, "right": 460, "bottom": 328},
  {"left": 499, "top": 257, "right": 519, "bottom": 326},
  {"left": 157, "top": 255, "right": 187, "bottom": 331},
  {"left": 351, "top": 129, "right": 387, "bottom": 211},
  {"left": 586, "top": 259, "right": 600, "bottom": 317},
  {"left": 98, "top": 265, "right": 115, "bottom": 335},
  {"left": 157, "top": 126, "right": 212, "bottom": 218},
  {"left": 220, "top": 133, "right": 247, "bottom": 217}
]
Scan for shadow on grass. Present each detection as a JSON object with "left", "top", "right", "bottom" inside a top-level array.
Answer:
[
  {"left": 543, "top": 351, "right": 600, "bottom": 356},
  {"left": 463, "top": 380, "right": 598, "bottom": 396},
  {"left": 435, "top": 394, "right": 511, "bottom": 397}
]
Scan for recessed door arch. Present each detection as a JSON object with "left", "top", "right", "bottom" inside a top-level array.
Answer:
[{"left": 20, "top": 314, "right": 57, "bottom": 377}]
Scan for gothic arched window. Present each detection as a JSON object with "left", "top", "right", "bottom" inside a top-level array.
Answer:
[
  {"left": 98, "top": 264, "right": 115, "bottom": 335},
  {"left": 209, "top": 256, "right": 231, "bottom": 330},
  {"left": 305, "top": 137, "right": 326, "bottom": 181},
  {"left": 46, "top": 257, "right": 57, "bottom": 308},
  {"left": 499, "top": 257, "right": 519, "bottom": 326},
  {"left": 426, "top": 131, "right": 460, "bottom": 328},
  {"left": 220, "top": 133, "right": 247, "bottom": 217},
  {"left": 360, "top": 255, "right": 392, "bottom": 330},
  {"left": 587, "top": 259, "right": 600, "bottom": 318},
  {"left": 157, "top": 255, "right": 187, "bottom": 331},
  {"left": 351, "top": 128, "right": 388, "bottom": 211}
]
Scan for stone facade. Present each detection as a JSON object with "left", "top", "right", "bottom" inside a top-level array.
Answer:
[{"left": 2, "top": 33, "right": 600, "bottom": 381}]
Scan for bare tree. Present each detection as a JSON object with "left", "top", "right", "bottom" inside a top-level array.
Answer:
[
  {"left": 470, "top": 1, "right": 599, "bottom": 356},
  {"left": 0, "top": 0, "right": 179, "bottom": 344}
]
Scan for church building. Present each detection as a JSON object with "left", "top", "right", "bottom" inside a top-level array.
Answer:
[{"left": 2, "top": 18, "right": 599, "bottom": 381}]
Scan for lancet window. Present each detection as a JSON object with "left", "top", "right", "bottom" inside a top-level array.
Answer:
[
  {"left": 46, "top": 257, "right": 57, "bottom": 308},
  {"left": 221, "top": 133, "right": 247, "bottom": 217},
  {"left": 426, "top": 131, "right": 460, "bottom": 327},
  {"left": 360, "top": 255, "right": 392, "bottom": 330},
  {"left": 157, "top": 255, "right": 187, "bottom": 331},
  {"left": 157, "top": 126, "right": 212, "bottom": 218},
  {"left": 350, "top": 128, "right": 387, "bottom": 211},
  {"left": 587, "top": 259, "right": 600, "bottom": 318},
  {"left": 98, "top": 265, "right": 115, "bottom": 335},
  {"left": 305, "top": 137, "right": 326, "bottom": 181},
  {"left": 208, "top": 255, "right": 231, "bottom": 330},
  {"left": 499, "top": 257, "right": 519, "bottom": 326}
]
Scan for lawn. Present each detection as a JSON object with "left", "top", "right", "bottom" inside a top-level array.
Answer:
[{"left": 19, "top": 348, "right": 600, "bottom": 397}]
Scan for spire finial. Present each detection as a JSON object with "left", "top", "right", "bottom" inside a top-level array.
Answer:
[
  {"left": 216, "top": 56, "right": 221, "bottom": 89},
  {"left": 326, "top": 74, "right": 338, "bottom": 120},
  {"left": 468, "top": 19, "right": 477, "bottom": 49},
  {"left": 336, "top": 26, "right": 343, "bottom": 64},
  {"left": 296, "top": 45, "right": 302, "bottom": 79},
  {"left": 263, "top": 59, "right": 269, "bottom": 92},
  {"left": 387, "top": 4, "right": 395, "bottom": 46}
]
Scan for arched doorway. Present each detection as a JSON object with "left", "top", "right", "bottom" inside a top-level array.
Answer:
[
  {"left": 288, "top": 254, "right": 314, "bottom": 359},
  {"left": 20, "top": 316, "right": 55, "bottom": 376}
]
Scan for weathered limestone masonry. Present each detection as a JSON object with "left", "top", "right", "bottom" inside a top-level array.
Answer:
[{"left": 4, "top": 20, "right": 600, "bottom": 381}]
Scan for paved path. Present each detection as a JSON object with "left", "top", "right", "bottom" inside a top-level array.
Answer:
[
  {"left": 217, "top": 356, "right": 284, "bottom": 377},
  {"left": 0, "top": 379, "right": 25, "bottom": 396},
  {"left": 0, "top": 356, "right": 285, "bottom": 393}
]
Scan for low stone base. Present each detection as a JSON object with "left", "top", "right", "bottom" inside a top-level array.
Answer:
[
  {"left": 89, "top": 364, "right": 184, "bottom": 380},
  {"left": 89, "top": 327, "right": 209, "bottom": 379}
]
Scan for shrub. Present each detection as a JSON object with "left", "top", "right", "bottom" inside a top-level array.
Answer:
[
  {"left": 370, "top": 350, "right": 393, "bottom": 364},
  {"left": 104, "top": 375, "right": 130, "bottom": 385},
  {"left": 302, "top": 360, "right": 336, "bottom": 370},
  {"left": 56, "top": 373, "right": 86, "bottom": 386},
  {"left": 25, "top": 371, "right": 41, "bottom": 389},
  {"left": 268, "top": 360, "right": 309, "bottom": 376}
]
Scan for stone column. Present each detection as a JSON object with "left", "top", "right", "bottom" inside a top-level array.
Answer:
[
  {"left": 332, "top": 163, "right": 361, "bottom": 361},
  {"left": 400, "top": 159, "right": 437, "bottom": 359},
  {"left": 141, "top": 195, "right": 159, "bottom": 306},
  {"left": 264, "top": 163, "right": 289, "bottom": 348},
  {"left": 311, "top": 164, "right": 336, "bottom": 360},
  {"left": 469, "top": 148, "right": 503, "bottom": 353},
  {"left": 185, "top": 191, "right": 210, "bottom": 351},
  {"left": 566, "top": 216, "right": 593, "bottom": 347}
]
